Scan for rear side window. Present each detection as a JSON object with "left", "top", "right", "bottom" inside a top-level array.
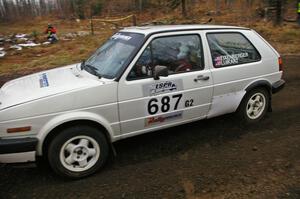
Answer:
[{"left": 207, "top": 32, "right": 261, "bottom": 68}]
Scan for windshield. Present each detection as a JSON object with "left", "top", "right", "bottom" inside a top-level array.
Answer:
[{"left": 84, "top": 32, "right": 145, "bottom": 79}]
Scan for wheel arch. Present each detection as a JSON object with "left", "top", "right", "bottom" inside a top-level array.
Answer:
[
  {"left": 245, "top": 79, "right": 272, "bottom": 93},
  {"left": 241, "top": 79, "right": 272, "bottom": 111},
  {"left": 42, "top": 120, "right": 112, "bottom": 157},
  {"left": 36, "top": 112, "right": 115, "bottom": 156}
]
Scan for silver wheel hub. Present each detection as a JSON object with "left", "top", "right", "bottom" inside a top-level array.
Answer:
[
  {"left": 246, "top": 93, "right": 266, "bottom": 120},
  {"left": 59, "top": 135, "right": 100, "bottom": 172}
]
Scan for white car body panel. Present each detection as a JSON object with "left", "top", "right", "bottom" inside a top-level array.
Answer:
[{"left": 0, "top": 25, "right": 284, "bottom": 163}]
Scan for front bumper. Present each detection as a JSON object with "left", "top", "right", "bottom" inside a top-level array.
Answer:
[
  {"left": 0, "top": 137, "right": 38, "bottom": 163},
  {"left": 272, "top": 79, "right": 285, "bottom": 94}
]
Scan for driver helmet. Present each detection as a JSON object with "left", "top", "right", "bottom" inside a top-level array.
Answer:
[{"left": 177, "top": 42, "right": 190, "bottom": 60}]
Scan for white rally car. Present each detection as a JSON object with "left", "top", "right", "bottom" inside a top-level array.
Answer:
[{"left": 0, "top": 25, "right": 285, "bottom": 178}]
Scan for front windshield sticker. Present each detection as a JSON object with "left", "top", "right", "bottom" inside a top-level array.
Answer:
[
  {"left": 111, "top": 33, "right": 132, "bottom": 41},
  {"left": 142, "top": 80, "right": 183, "bottom": 97},
  {"left": 145, "top": 111, "right": 183, "bottom": 127},
  {"left": 214, "top": 52, "right": 249, "bottom": 66},
  {"left": 39, "top": 73, "right": 49, "bottom": 88}
]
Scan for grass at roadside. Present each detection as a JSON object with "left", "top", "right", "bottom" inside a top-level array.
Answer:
[{"left": 0, "top": 17, "right": 113, "bottom": 75}]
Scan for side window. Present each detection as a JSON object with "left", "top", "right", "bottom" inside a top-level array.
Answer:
[
  {"left": 128, "top": 35, "right": 204, "bottom": 80},
  {"left": 207, "top": 32, "right": 261, "bottom": 68}
]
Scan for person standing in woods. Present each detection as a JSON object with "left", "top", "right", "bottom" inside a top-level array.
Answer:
[{"left": 45, "top": 23, "right": 58, "bottom": 43}]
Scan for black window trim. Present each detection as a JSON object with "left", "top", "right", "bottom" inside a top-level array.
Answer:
[
  {"left": 205, "top": 31, "right": 262, "bottom": 69},
  {"left": 126, "top": 33, "right": 205, "bottom": 81}
]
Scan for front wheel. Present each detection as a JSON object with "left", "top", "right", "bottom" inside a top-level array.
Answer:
[
  {"left": 237, "top": 88, "right": 270, "bottom": 124},
  {"left": 48, "top": 126, "right": 109, "bottom": 179}
]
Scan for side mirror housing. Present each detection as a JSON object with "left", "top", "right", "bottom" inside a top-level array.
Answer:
[{"left": 153, "top": 65, "right": 168, "bottom": 80}]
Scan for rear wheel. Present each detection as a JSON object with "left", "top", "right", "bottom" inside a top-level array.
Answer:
[
  {"left": 237, "top": 88, "right": 270, "bottom": 124},
  {"left": 48, "top": 126, "right": 109, "bottom": 179}
]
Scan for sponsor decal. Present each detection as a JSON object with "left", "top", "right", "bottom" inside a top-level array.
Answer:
[
  {"left": 145, "top": 111, "right": 183, "bottom": 126},
  {"left": 215, "top": 52, "right": 248, "bottom": 66},
  {"left": 143, "top": 79, "right": 183, "bottom": 96},
  {"left": 111, "top": 33, "right": 132, "bottom": 41},
  {"left": 39, "top": 73, "right": 49, "bottom": 88}
]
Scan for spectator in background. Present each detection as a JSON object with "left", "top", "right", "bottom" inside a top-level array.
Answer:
[{"left": 45, "top": 23, "right": 58, "bottom": 43}]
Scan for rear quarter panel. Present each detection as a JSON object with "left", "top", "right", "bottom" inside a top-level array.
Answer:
[{"left": 203, "top": 29, "right": 282, "bottom": 118}]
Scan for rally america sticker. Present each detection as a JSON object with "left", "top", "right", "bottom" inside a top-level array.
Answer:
[
  {"left": 145, "top": 111, "right": 183, "bottom": 127},
  {"left": 39, "top": 73, "right": 49, "bottom": 88},
  {"left": 142, "top": 79, "right": 183, "bottom": 96},
  {"left": 214, "top": 52, "right": 248, "bottom": 67},
  {"left": 111, "top": 33, "right": 132, "bottom": 41}
]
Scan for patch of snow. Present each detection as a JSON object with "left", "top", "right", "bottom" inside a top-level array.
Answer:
[
  {"left": 61, "top": 38, "right": 72, "bottom": 41},
  {"left": 0, "top": 51, "right": 6, "bottom": 58},
  {"left": 77, "top": 31, "right": 89, "bottom": 37},
  {"left": 42, "top": 41, "right": 51, "bottom": 45},
  {"left": 15, "top": 34, "right": 27, "bottom": 38},
  {"left": 10, "top": 45, "right": 22, "bottom": 51},
  {"left": 64, "top": 32, "right": 77, "bottom": 38},
  {"left": 18, "top": 37, "right": 28, "bottom": 41},
  {"left": 19, "top": 42, "right": 40, "bottom": 47},
  {"left": 0, "top": 47, "right": 4, "bottom": 51}
]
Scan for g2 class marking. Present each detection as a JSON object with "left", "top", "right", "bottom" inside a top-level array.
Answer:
[{"left": 185, "top": 99, "right": 194, "bottom": 107}]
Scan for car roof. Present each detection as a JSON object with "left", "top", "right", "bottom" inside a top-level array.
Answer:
[{"left": 121, "top": 24, "right": 250, "bottom": 35}]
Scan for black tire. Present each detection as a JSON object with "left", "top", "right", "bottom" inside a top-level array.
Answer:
[
  {"left": 237, "top": 88, "right": 270, "bottom": 124},
  {"left": 47, "top": 125, "right": 109, "bottom": 179}
]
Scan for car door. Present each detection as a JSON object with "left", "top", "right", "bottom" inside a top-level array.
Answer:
[{"left": 118, "top": 32, "right": 213, "bottom": 138}]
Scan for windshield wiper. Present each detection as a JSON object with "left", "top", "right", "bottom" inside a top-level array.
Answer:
[{"left": 83, "top": 63, "right": 102, "bottom": 79}]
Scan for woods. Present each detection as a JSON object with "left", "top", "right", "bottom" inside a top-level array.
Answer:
[
  {"left": 0, "top": 0, "right": 297, "bottom": 21},
  {"left": 0, "top": 0, "right": 298, "bottom": 23}
]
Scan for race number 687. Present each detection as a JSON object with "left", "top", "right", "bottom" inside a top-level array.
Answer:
[{"left": 147, "top": 94, "right": 182, "bottom": 115}]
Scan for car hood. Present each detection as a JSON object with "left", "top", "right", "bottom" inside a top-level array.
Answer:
[{"left": 0, "top": 63, "right": 104, "bottom": 110}]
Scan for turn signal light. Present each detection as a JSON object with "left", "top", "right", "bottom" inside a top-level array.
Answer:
[{"left": 7, "top": 126, "right": 31, "bottom": 133}]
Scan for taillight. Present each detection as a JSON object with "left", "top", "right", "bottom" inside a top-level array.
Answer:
[{"left": 278, "top": 57, "right": 283, "bottom": 71}]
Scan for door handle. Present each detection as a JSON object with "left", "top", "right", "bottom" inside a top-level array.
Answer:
[{"left": 194, "top": 75, "right": 209, "bottom": 82}]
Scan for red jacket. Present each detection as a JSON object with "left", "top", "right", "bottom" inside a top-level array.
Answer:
[{"left": 45, "top": 27, "right": 57, "bottom": 35}]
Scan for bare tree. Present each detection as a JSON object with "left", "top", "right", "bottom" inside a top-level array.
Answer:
[
  {"left": 168, "top": 0, "right": 187, "bottom": 17},
  {"left": 215, "top": 0, "right": 220, "bottom": 15}
]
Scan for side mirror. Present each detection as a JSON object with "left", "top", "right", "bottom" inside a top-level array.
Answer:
[{"left": 153, "top": 65, "right": 168, "bottom": 80}]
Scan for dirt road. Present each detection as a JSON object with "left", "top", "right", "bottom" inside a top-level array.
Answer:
[{"left": 0, "top": 56, "right": 299, "bottom": 199}]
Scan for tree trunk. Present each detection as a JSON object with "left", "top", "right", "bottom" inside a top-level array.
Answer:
[
  {"left": 215, "top": 0, "right": 220, "bottom": 15},
  {"left": 275, "top": 0, "right": 282, "bottom": 25},
  {"left": 139, "top": 0, "right": 143, "bottom": 11},
  {"left": 181, "top": 0, "right": 187, "bottom": 17}
]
